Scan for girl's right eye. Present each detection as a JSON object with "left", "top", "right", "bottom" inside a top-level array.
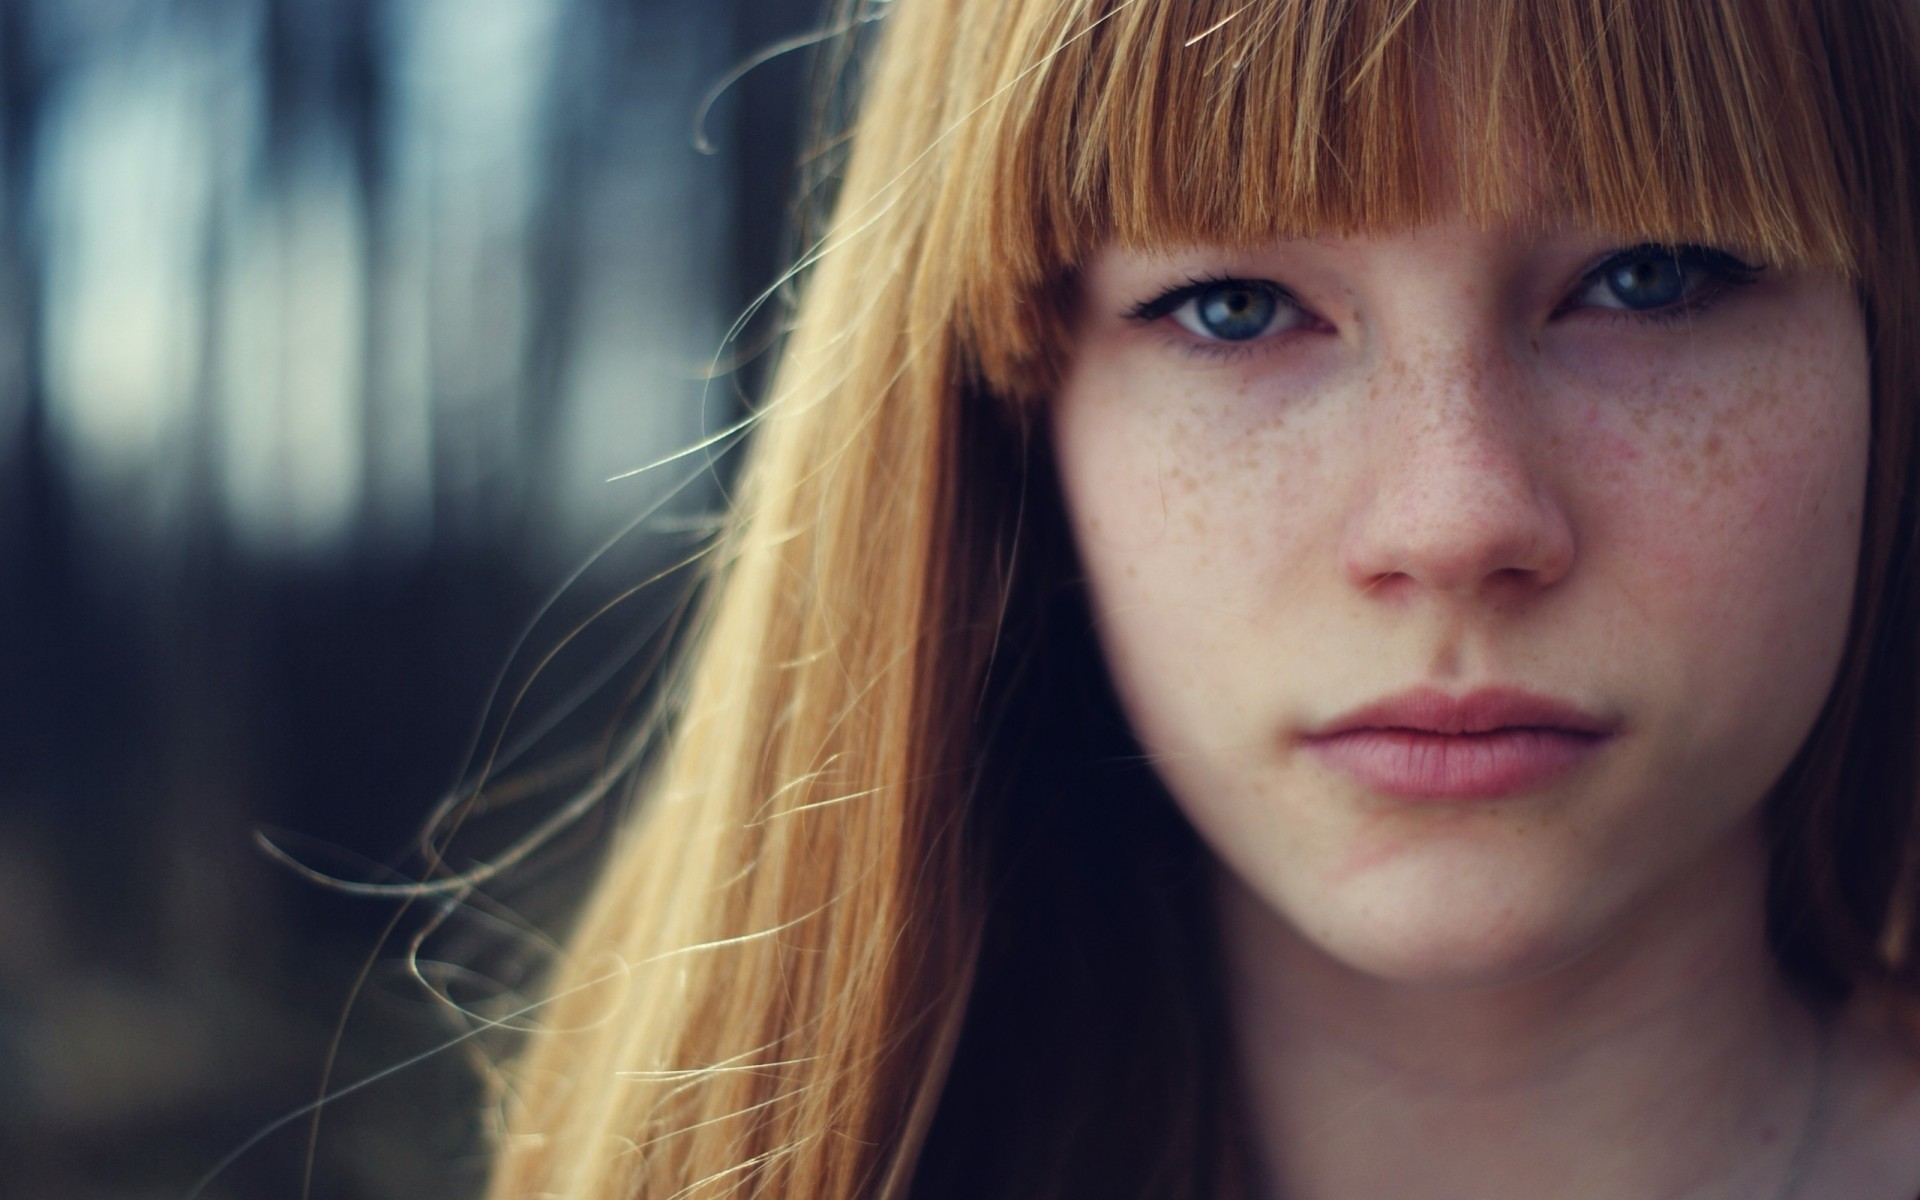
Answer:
[{"left": 1128, "top": 278, "right": 1311, "bottom": 345}]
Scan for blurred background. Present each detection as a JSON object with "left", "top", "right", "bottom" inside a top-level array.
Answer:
[{"left": 0, "top": 0, "right": 834, "bottom": 1195}]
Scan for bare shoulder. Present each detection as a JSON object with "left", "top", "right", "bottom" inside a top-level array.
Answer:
[{"left": 1812, "top": 988, "right": 1920, "bottom": 1200}]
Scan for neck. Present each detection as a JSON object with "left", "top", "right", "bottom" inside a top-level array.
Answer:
[{"left": 1219, "top": 824, "right": 1825, "bottom": 1200}]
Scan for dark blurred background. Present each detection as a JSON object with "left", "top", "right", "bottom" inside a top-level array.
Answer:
[{"left": 0, "top": 1, "right": 830, "bottom": 1195}]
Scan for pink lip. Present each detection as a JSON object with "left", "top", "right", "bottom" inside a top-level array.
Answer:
[{"left": 1300, "top": 687, "right": 1617, "bottom": 800}]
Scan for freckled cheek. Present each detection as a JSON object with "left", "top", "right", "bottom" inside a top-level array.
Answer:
[
  {"left": 1057, "top": 402, "right": 1332, "bottom": 603},
  {"left": 1732, "top": 408, "right": 1866, "bottom": 643},
  {"left": 1584, "top": 378, "right": 1867, "bottom": 665}
]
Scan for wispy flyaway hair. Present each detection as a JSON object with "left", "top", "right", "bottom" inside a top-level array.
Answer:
[{"left": 486, "top": 1, "right": 1920, "bottom": 1196}]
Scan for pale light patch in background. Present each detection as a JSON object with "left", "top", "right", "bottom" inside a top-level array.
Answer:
[
  {"left": 36, "top": 28, "right": 216, "bottom": 557},
  {"left": 216, "top": 129, "right": 369, "bottom": 559},
  {"left": 390, "top": 0, "right": 559, "bottom": 549}
]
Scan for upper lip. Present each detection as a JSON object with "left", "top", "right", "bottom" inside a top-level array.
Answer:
[{"left": 1304, "top": 686, "right": 1618, "bottom": 739}]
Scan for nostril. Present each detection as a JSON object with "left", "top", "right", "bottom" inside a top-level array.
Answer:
[{"left": 1483, "top": 562, "right": 1564, "bottom": 604}]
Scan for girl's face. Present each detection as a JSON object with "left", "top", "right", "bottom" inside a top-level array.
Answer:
[{"left": 1051, "top": 219, "right": 1869, "bottom": 985}]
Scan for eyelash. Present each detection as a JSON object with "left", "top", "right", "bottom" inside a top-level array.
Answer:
[{"left": 1123, "top": 246, "right": 1765, "bottom": 358}]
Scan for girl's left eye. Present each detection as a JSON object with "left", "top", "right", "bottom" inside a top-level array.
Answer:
[
  {"left": 1567, "top": 244, "right": 1761, "bottom": 316},
  {"left": 1128, "top": 278, "right": 1310, "bottom": 344}
]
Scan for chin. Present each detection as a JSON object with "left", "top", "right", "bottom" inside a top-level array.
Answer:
[
  {"left": 1250, "top": 853, "right": 1615, "bottom": 992},
  {"left": 1311, "top": 908, "right": 1594, "bottom": 991}
]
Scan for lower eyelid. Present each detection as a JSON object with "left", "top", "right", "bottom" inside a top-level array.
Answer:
[
  {"left": 1156, "top": 333, "right": 1281, "bottom": 363},
  {"left": 1155, "top": 315, "right": 1332, "bottom": 366}
]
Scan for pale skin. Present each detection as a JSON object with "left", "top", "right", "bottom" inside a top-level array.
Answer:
[{"left": 1050, "top": 218, "right": 1920, "bottom": 1199}]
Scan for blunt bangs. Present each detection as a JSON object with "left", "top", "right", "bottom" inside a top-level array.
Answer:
[{"left": 943, "top": 0, "right": 1860, "bottom": 397}]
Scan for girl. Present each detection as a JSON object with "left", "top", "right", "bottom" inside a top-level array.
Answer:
[{"left": 484, "top": 1, "right": 1920, "bottom": 1196}]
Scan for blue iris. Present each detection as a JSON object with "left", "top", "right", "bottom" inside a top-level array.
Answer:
[
  {"left": 1196, "top": 283, "right": 1279, "bottom": 340},
  {"left": 1604, "top": 251, "right": 1687, "bottom": 310}
]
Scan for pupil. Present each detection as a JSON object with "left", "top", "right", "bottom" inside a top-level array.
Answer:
[
  {"left": 1199, "top": 284, "right": 1276, "bottom": 340},
  {"left": 1607, "top": 253, "right": 1686, "bottom": 310}
]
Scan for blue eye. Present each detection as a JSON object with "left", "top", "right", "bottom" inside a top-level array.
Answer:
[
  {"left": 1575, "top": 244, "right": 1759, "bottom": 316},
  {"left": 1128, "top": 277, "right": 1306, "bottom": 345}
]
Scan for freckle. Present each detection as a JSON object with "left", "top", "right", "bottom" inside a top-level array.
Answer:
[
  {"left": 1232, "top": 439, "right": 1259, "bottom": 476},
  {"left": 1703, "top": 431, "right": 1723, "bottom": 459}
]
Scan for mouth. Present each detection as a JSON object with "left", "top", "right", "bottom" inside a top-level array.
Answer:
[{"left": 1299, "top": 686, "right": 1618, "bottom": 800}]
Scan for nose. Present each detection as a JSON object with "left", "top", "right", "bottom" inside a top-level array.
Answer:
[{"left": 1339, "top": 346, "right": 1575, "bottom": 603}]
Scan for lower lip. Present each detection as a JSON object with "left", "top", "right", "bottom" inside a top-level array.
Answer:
[{"left": 1303, "top": 728, "right": 1609, "bottom": 800}]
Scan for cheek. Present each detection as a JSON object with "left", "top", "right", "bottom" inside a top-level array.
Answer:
[
  {"left": 1050, "top": 363, "right": 1340, "bottom": 706},
  {"left": 1052, "top": 342, "right": 1354, "bottom": 562},
  {"left": 1626, "top": 353, "right": 1860, "bottom": 598},
  {"left": 1580, "top": 322, "right": 1869, "bottom": 755},
  {"left": 1570, "top": 289, "right": 1867, "bottom": 547}
]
